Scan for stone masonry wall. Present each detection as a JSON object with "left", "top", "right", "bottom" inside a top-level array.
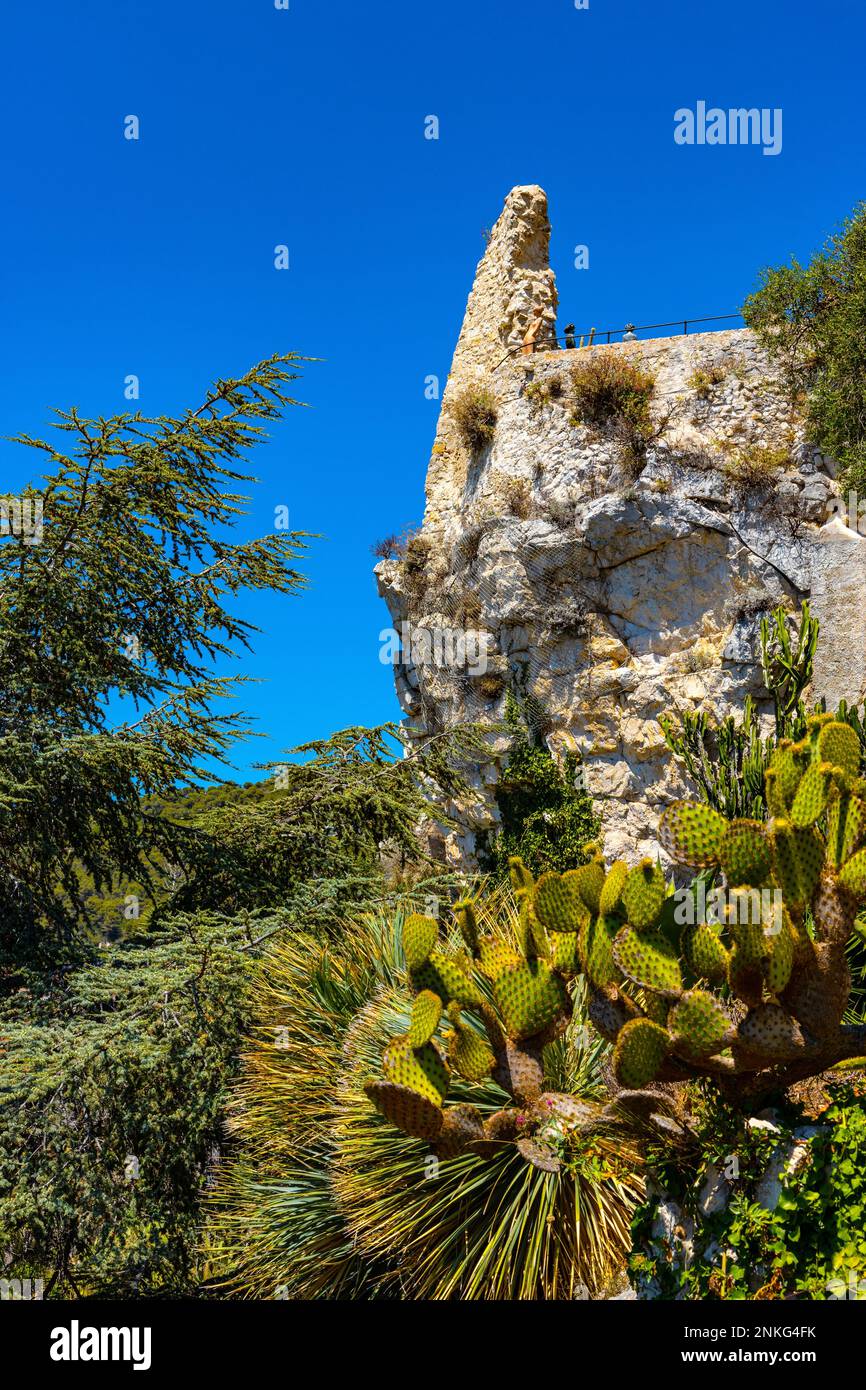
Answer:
[{"left": 376, "top": 185, "right": 866, "bottom": 866}]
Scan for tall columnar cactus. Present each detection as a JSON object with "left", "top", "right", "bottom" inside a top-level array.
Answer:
[{"left": 365, "top": 715, "right": 866, "bottom": 1169}]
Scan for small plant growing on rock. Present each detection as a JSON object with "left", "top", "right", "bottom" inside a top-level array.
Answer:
[
  {"left": 688, "top": 363, "right": 728, "bottom": 399},
  {"left": 570, "top": 351, "right": 670, "bottom": 480},
  {"left": 452, "top": 385, "right": 498, "bottom": 454},
  {"left": 524, "top": 375, "right": 564, "bottom": 412},
  {"left": 541, "top": 595, "right": 589, "bottom": 643},
  {"left": 679, "top": 638, "right": 718, "bottom": 673},
  {"left": 570, "top": 351, "right": 656, "bottom": 437},
  {"left": 371, "top": 533, "right": 406, "bottom": 560},
  {"left": 619, "top": 436, "right": 652, "bottom": 482},
  {"left": 502, "top": 477, "right": 532, "bottom": 519},
  {"left": 723, "top": 443, "right": 790, "bottom": 491},
  {"left": 399, "top": 532, "right": 433, "bottom": 606},
  {"left": 477, "top": 691, "right": 599, "bottom": 879},
  {"left": 475, "top": 671, "right": 507, "bottom": 702},
  {"left": 546, "top": 495, "right": 579, "bottom": 527},
  {"left": 451, "top": 589, "right": 483, "bottom": 628},
  {"left": 454, "top": 523, "right": 484, "bottom": 568}
]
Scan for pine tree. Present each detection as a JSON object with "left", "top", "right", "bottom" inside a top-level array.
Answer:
[{"left": 0, "top": 355, "right": 311, "bottom": 959}]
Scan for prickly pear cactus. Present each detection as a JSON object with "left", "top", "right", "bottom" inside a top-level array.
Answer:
[{"left": 365, "top": 717, "right": 866, "bottom": 1171}]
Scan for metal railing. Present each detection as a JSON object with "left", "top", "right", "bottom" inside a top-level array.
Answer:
[{"left": 537, "top": 312, "right": 745, "bottom": 351}]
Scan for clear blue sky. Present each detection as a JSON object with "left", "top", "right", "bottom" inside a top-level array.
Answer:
[{"left": 2, "top": 0, "right": 864, "bottom": 779}]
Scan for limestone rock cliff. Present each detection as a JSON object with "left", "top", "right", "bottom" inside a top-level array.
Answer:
[{"left": 376, "top": 186, "right": 866, "bottom": 864}]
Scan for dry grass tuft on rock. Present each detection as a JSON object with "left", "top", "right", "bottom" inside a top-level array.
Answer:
[
  {"left": 502, "top": 477, "right": 532, "bottom": 519},
  {"left": 570, "top": 351, "right": 656, "bottom": 438},
  {"left": 688, "top": 363, "right": 729, "bottom": 398},
  {"left": 723, "top": 443, "right": 789, "bottom": 491},
  {"left": 570, "top": 351, "right": 666, "bottom": 480},
  {"left": 452, "top": 385, "right": 498, "bottom": 454},
  {"left": 524, "top": 375, "right": 565, "bottom": 412}
]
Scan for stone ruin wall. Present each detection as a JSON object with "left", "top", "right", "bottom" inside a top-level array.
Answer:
[{"left": 376, "top": 185, "right": 866, "bottom": 866}]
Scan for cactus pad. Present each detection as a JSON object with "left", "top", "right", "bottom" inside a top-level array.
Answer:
[
  {"left": 402, "top": 912, "right": 439, "bottom": 970},
  {"left": 579, "top": 913, "right": 622, "bottom": 989},
  {"left": 478, "top": 937, "right": 521, "bottom": 979},
  {"left": 728, "top": 900, "right": 767, "bottom": 956},
  {"left": 550, "top": 929, "right": 581, "bottom": 974},
  {"left": 491, "top": 958, "right": 570, "bottom": 1041},
  {"left": 827, "top": 793, "right": 866, "bottom": 868},
  {"left": 454, "top": 898, "right": 480, "bottom": 956},
  {"left": 763, "top": 911, "right": 795, "bottom": 993},
  {"left": 817, "top": 720, "right": 861, "bottom": 777},
  {"left": 613, "top": 925, "right": 683, "bottom": 996},
  {"left": 474, "top": 1110, "right": 522, "bottom": 1156},
  {"left": 613, "top": 1017, "right": 671, "bottom": 1088},
  {"left": 406, "top": 990, "right": 443, "bottom": 1047},
  {"left": 508, "top": 856, "right": 534, "bottom": 892},
  {"left": 516, "top": 1137, "right": 562, "bottom": 1173},
  {"left": 435, "top": 1104, "right": 486, "bottom": 1157},
  {"left": 727, "top": 927, "right": 765, "bottom": 1006},
  {"left": 641, "top": 990, "right": 670, "bottom": 1026},
  {"left": 813, "top": 870, "right": 860, "bottom": 942},
  {"left": 517, "top": 890, "right": 549, "bottom": 960},
  {"left": 492, "top": 1038, "right": 544, "bottom": 1102},
  {"left": 719, "top": 819, "right": 772, "bottom": 887},
  {"left": 790, "top": 762, "right": 833, "bottom": 827},
  {"left": 599, "top": 861, "right": 629, "bottom": 915},
  {"left": 447, "top": 1019, "right": 495, "bottom": 1081},
  {"left": 839, "top": 847, "right": 866, "bottom": 897},
  {"left": 411, "top": 951, "right": 486, "bottom": 1007},
  {"left": 669, "top": 989, "right": 729, "bottom": 1059},
  {"left": 794, "top": 824, "right": 825, "bottom": 903},
  {"left": 562, "top": 860, "right": 606, "bottom": 914},
  {"left": 382, "top": 1037, "right": 449, "bottom": 1105},
  {"left": 771, "top": 820, "right": 822, "bottom": 907},
  {"left": 764, "top": 769, "right": 786, "bottom": 820},
  {"left": 658, "top": 802, "right": 727, "bottom": 868},
  {"left": 736, "top": 1004, "right": 804, "bottom": 1059},
  {"left": 533, "top": 872, "right": 584, "bottom": 933},
  {"left": 587, "top": 987, "right": 640, "bottom": 1041},
  {"left": 682, "top": 921, "right": 729, "bottom": 983},
  {"left": 365, "top": 1080, "right": 445, "bottom": 1139},
  {"left": 806, "top": 712, "right": 836, "bottom": 739},
  {"left": 621, "top": 859, "right": 666, "bottom": 930},
  {"left": 767, "top": 743, "right": 807, "bottom": 810}
]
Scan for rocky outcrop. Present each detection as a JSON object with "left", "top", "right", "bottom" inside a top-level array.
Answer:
[
  {"left": 424, "top": 184, "right": 559, "bottom": 517},
  {"left": 376, "top": 185, "right": 866, "bottom": 865}
]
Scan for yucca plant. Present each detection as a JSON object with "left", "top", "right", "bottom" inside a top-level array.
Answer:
[
  {"left": 205, "top": 913, "right": 402, "bottom": 1300},
  {"left": 206, "top": 889, "right": 642, "bottom": 1300}
]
